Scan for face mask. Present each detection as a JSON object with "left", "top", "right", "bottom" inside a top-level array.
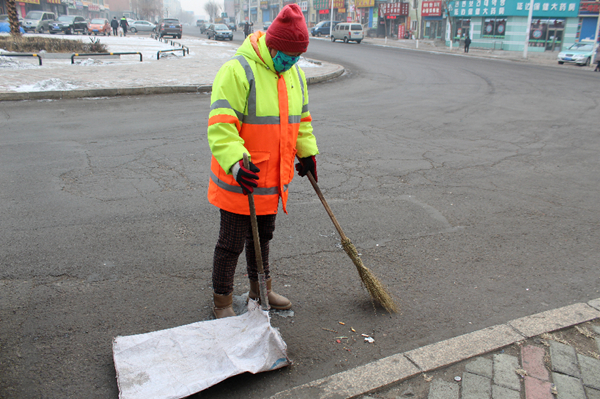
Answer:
[{"left": 272, "top": 51, "right": 300, "bottom": 73}]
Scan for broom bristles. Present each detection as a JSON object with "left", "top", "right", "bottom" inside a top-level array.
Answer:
[{"left": 341, "top": 238, "right": 399, "bottom": 313}]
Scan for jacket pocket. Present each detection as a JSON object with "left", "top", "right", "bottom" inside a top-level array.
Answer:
[{"left": 250, "top": 151, "right": 270, "bottom": 187}]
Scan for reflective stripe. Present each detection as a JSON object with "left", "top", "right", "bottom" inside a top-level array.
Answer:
[
  {"left": 233, "top": 56, "right": 256, "bottom": 123},
  {"left": 232, "top": 55, "right": 303, "bottom": 126},
  {"left": 210, "top": 170, "right": 287, "bottom": 195},
  {"left": 302, "top": 104, "right": 309, "bottom": 114},
  {"left": 211, "top": 99, "right": 244, "bottom": 121},
  {"left": 295, "top": 65, "right": 305, "bottom": 105}
]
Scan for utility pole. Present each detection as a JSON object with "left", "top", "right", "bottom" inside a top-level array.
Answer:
[
  {"left": 523, "top": 0, "right": 534, "bottom": 58},
  {"left": 329, "top": 0, "right": 334, "bottom": 36}
]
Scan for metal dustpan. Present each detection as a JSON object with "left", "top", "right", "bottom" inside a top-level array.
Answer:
[{"left": 112, "top": 299, "right": 289, "bottom": 399}]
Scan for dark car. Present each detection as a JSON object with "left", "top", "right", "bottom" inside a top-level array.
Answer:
[
  {"left": 157, "top": 18, "right": 182, "bottom": 38},
  {"left": 227, "top": 22, "right": 236, "bottom": 31},
  {"left": 206, "top": 23, "right": 233, "bottom": 41},
  {"left": 198, "top": 22, "right": 208, "bottom": 33},
  {"left": 263, "top": 21, "right": 271, "bottom": 31},
  {"left": 310, "top": 20, "right": 341, "bottom": 37},
  {"left": 49, "top": 15, "right": 88, "bottom": 35}
]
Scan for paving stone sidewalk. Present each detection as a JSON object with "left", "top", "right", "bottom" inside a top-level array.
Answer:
[
  {"left": 365, "top": 319, "right": 600, "bottom": 399},
  {"left": 271, "top": 299, "right": 600, "bottom": 399}
]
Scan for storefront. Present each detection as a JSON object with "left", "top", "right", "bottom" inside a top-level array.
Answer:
[
  {"left": 577, "top": 1, "right": 600, "bottom": 42},
  {"left": 422, "top": 0, "right": 444, "bottom": 39},
  {"left": 378, "top": 2, "right": 409, "bottom": 38},
  {"left": 314, "top": 0, "right": 346, "bottom": 23},
  {"left": 355, "top": 0, "right": 375, "bottom": 27},
  {"left": 446, "top": 0, "right": 580, "bottom": 51}
]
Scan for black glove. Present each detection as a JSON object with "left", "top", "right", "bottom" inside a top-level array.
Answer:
[
  {"left": 232, "top": 159, "right": 260, "bottom": 195},
  {"left": 295, "top": 155, "right": 317, "bottom": 182}
]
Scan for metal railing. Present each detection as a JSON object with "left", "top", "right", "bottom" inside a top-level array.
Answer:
[
  {"left": 157, "top": 48, "right": 186, "bottom": 59},
  {"left": 152, "top": 35, "right": 189, "bottom": 55},
  {"left": 71, "top": 52, "right": 143, "bottom": 64},
  {"left": 0, "top": 53, "right": 42, "bottom": 66}
]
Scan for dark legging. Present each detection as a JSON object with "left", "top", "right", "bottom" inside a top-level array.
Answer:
[{"left": 212, "top": 209, "right": 276, "bottom": 295}]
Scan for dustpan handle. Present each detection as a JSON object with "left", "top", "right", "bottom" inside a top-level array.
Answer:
[{"left": 243, "top": 153, "right": 265, "bottom": 275}]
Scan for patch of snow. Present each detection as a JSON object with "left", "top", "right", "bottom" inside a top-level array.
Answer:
[
  {"left": 10, "top": 78, "right": 79, "bottom": 92},
  {"left": 75, "top": 58, "right": 105, "bottom": 66}
]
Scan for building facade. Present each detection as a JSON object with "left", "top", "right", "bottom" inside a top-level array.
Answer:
[
  {"left": 9, "top": 0, "right": 110, "bottom": 20},
  {"left": 446, "top": 0, "right": 582, "bottom": 51}
]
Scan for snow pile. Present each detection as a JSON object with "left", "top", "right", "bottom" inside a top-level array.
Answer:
[{"left": 11, "top": 78, "right": 79, "bottom": 92}]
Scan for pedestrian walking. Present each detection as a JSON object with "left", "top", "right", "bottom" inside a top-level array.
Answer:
[
  {"left": 243, "top": 21, "right": 253, "bottom": 38},
  {"left": 464, "top": 35, "right": 471, "bottom": 53},
  {"left": 120, "top": 16, "right": 129, "bottom": 36},
  {"left": 207, "top": 4, "right": 318, "bottom": 319},
  {"left": 111, "top": 17, "right": 119, "bottom": 36}
]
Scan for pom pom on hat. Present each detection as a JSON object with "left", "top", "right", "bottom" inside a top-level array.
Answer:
[{"left": 265, "top": 4, "right": 309, "bottom": 53}]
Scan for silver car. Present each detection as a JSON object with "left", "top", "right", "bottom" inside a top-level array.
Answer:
[
  {"left": 22, "top": 11, "right": 55, "bottom": 33},
  {"left": 129, "top": 20, "right": 156, "bottom": 33}
]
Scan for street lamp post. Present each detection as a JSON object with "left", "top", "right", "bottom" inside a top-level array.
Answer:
[{"left": 522, "top": 0, "right": 534, "bottom": 58}]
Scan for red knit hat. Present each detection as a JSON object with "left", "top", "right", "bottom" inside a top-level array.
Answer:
[{"left": 265, "top": 4, "right": 309, "bottom": 53}]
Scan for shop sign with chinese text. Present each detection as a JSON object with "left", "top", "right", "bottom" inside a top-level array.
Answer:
[
  {"left": 579, "top": 1, "right": 599, "bottom": 15},
  {"left": 379, "top": 2, "right": 409, "bottom": 16},
  {"left": 422, "top": 0, "right": 442, "bottom": 15},
  {"left": 355, "top": 0, "right": 375, "bottom": 8},
  {"left": 447, "top": 0, "right": 578, "bottom": 17}
]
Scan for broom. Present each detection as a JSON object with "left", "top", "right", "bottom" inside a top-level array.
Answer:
[{"left": 304, "top": 170, "right": 398, "bottom": 313}]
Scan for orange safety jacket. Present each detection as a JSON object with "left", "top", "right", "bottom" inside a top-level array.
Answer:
[{"left": 207, "top": 32, "right": 319, "bottom": 215}]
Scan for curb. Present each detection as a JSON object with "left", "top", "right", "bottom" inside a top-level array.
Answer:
[
  {"left": 269, "top": 298, "right": 600, "bottom": 399},
  {"left": 0, "top": 67, "right": 345, "bottom": 102}
]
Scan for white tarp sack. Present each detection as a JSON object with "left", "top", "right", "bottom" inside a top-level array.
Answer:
[{"left": 112, "top": 300, "right": 289, "bottom": 399}]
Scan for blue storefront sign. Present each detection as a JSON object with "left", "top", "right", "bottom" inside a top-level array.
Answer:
[{"left": 447, "top": 0, "right": 579, "bottom": 17}]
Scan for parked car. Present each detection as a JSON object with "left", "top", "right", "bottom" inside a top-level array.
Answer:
[
  {"left": 331, "top": 22, "right": 363, "bottom": 43},
  {"left": 157, "top": 18, "right": 182, "bottom": 38},
  {"left": 263, "top": 21, "right": 271, "bottom": 31},
  {"left": 49, "top": 15, "right": 88, "bottom": 35},
  {"left": 0, "top": 20, "right": 25, "bottom": 33},
  {"left": 0, "top": 14, "right": 23, "bottom": 27},
  {"left": 129, "top": 20, "right": 156, "bottom": 33},
  {"left": 88, "top": 18, "right": 110, "bottom": 35},
  {"left": 311, "top": 20, "right": 340, "bottom": 37},
  {"left": 22, "top": 11, "right": 55, "bottom": 33},
  {"left": 206, "top": 23, "right": 233, "bottom": 41},
  {"left": 557, "top": 43, "right": 596, "bottom": 66}
]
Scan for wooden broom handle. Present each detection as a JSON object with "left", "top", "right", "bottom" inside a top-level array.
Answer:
[
  {"left": 243, "top": 153, "right": 265, "bottom": 274},
  {"left": 306, "top": 170, "right": 348, "bottom": 242}
]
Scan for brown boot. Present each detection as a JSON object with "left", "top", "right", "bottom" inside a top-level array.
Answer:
[
  {"left": 249, "top": 279, "right": 292, "bottom": 310},
  {"left": 213, "top": 292, "right": 236, "bottom": 319}
]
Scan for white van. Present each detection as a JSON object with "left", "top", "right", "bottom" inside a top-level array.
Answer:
[{"left": 331, "top": 23, "right": 364, "bottom": 43}]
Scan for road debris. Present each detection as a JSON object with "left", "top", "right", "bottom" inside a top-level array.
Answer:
[
  {"left": 515, "top": 368, "right": 528, "bottom": 378},
  {"left": 454, "top": 376, "right": 461, "bottom": 382},
  {"left": 339, "top": 321, "right": 345, "bottom": 325},
  {"left": 364, "top": 337, "right": 375, "bottom": 343}
]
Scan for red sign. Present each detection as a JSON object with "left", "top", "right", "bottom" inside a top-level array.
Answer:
[
  {"left": 421, "top": 1, "right": 442, "bottom": 16},
  {"left": 397, "top": 24, "right": 405, "bottom": 38},
  {"left": 379, "top": 2, "right": 409, "bottom": 16},
  {"left": 579, "top": 1, "right": 600, "bottom": 14},
  {"left": 319, "top": 9, "right": 329, "bottom": 13}
]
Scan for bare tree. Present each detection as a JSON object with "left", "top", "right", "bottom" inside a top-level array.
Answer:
[
  {"left": 7, "top": 0, "right": 21, "bottom": 37},
  {"left": 204, "top": 0, "right": 221, "bottom": 23}
]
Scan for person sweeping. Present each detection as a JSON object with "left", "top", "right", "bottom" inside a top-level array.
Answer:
[{"left": 207, "top": 4, "right": 319, "bottom": 319}]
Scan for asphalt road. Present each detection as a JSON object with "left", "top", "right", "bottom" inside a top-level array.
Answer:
[{"left": 1, "top": 33, "right": 599, "bottom": 398}]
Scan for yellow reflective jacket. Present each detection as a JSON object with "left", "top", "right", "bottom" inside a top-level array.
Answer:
[{"left": 207, "top": 31, "right": 319, "bottom": 215}]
